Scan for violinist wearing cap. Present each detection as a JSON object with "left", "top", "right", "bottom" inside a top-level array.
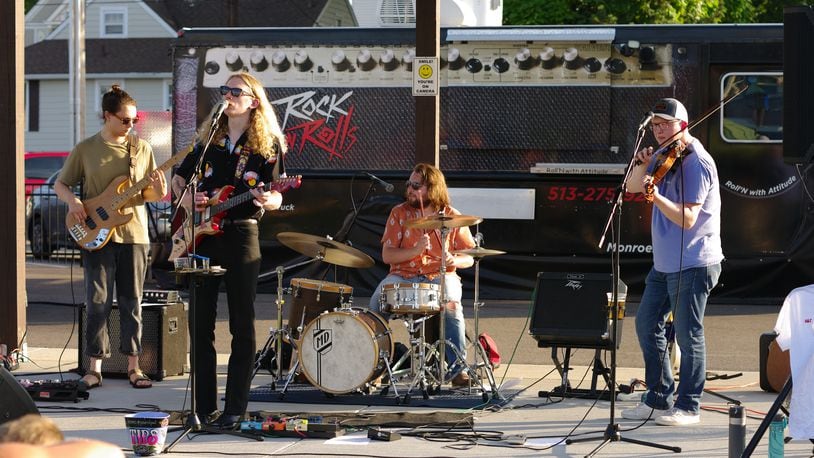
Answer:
[{"left": 622, "top": 98, "right": 723, "bottom": 427}]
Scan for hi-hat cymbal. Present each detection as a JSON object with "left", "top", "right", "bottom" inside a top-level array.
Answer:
[
  {"left": 277, "top": 232, "right": 374, "bottom": 268},
  {"left": 405, "top": 214, "right": 483, "bottom": 230},
  {"left": 454, "top": 247, "right": 506, "bottom": 258}
]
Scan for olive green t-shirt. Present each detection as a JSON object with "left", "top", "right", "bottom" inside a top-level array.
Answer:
[{"left": 58, "top": 132, "right": 158, "bottom": 244}]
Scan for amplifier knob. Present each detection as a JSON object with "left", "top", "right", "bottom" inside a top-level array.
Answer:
[
  {"left": 332, "top": 50, "right": 350, "bottom": 71},
  {"left": 493, "top": 57, "right": 510, "bottom": 73},
  {"left": 204, "top": 60, "right": 220, "bottom": 75},
  {"left": 380, "top": 49, "right": 399, "bottom": 71},
  {"left": 465, "top": 58, "right": 483, "bottom": 73},
  {"left": 357, "top": 49, "right": 376, "bottom": 71},
  {"left": 225, "top": 51, "right": 244, "bottom": 72},
  {"left": 447, "top": 47, "right": 465, "bottom": 70},
  {"left": 563, "top": 47, "right": 582, "bottom": 70},
  {"left": 271, "top": 51, "right": 290, "bottom": 72},
  {"left": 402, "top": 48, "right": 416, "bottom": 72},
  {"left": 293, "top": 50, "right": 313, "bottom": 72},
  {"left": 249, "top": 51, "right": 268, "bottom": 72},
  {"left": 515, "top": 48, "right": 536, "bottom": 70},
  {"left": 604, "top": 57, "right": 626, "bottom": 74},
  {"left": 583, "top": 57, "right": 602, "bottom": 73},
  {"left": 540, "top": 47, "right": 560, "bottom": 69}
]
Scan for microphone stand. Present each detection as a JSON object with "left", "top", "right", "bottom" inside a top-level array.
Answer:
[
  {"left": 165, "top": 114, "right": 262, "bottom": 452},
  {"left": 567, "top": 123, "right": 680, "bottom": 456}
]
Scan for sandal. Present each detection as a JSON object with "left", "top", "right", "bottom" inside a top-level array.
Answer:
[
  {"left": 128, "top": 369, "right": 153, "bottom": 389},
  {"left": 79, "top": 370, "right": 102, "bottom": 390}
]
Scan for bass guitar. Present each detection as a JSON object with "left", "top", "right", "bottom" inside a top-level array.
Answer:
[
  {"left": 66, "top": 149, "right": 192, "bottom": 251},
  {"left": 168, "top": 175, "right": 302, "bottom": 261}
]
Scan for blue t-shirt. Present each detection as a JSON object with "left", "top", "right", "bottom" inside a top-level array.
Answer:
[{"left": 651, "top": 140, "right": 724, "bottom": 273}]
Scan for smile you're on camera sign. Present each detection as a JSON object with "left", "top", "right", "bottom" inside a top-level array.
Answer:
[{"left": 412, "top": 57, "right": 439, "bottom": 96}]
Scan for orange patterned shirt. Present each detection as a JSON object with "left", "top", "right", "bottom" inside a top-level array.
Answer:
[{"left": 382, "top": 203, "right": 475, "bottom": 280}]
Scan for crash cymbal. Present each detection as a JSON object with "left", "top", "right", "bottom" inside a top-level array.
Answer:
[
  {"left": 454, "top": 247, "right": 506, "bottom": 258},
  {"left": 277, "top": 232, "right": 374, "bottom": 268},
  {"left": 405, "top": 214, "right": 483, "bottom": 230}
]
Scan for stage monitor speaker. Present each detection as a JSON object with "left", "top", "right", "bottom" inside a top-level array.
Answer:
[
  {"left": 79, "top": 301, "right": 188, "bottom": 381},
  {"left": 783, "top": 6, "right": 814, "bottom": 164},
  {"left": 530, "top": 272, "right": 625, "bottom": 349},
  {"left": 0, "top": 366, "right": 38, "bottom": 425}
]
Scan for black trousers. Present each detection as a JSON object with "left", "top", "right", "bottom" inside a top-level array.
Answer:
[{"left": 190, "top": 222, "right": 260, "bottom": 417}]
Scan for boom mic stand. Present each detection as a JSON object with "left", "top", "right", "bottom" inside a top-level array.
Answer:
[
  {"left": 566, "top": 123, "right": 679, "bottom": 456},
  {"left": 165, "top": 112, "right": 262, "bottom": 452}
]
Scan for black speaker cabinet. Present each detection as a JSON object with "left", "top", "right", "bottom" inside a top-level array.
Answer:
[
  {"left": 530, "top": 272, "right": 625, "bottom": 349},
  {"left": 0, "top": 366, "right": 38, "bottom": 425},
  {"left": 784, "top": 6, "right": 814, "bottom": 164},
  {"left": 79, "top": 301, "right": 188, "bottom": 381}
]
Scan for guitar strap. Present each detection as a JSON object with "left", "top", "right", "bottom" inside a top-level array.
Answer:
[{"left": 128, "top": 133, "right": 139, "bottom": 184}]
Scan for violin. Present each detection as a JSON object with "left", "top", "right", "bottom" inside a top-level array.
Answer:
[
  {"left": 643, "top": 139, "right": 687, "bottom": 203},
  {"left": 637, "top": 81, "right": 750, "bottom": 204}
]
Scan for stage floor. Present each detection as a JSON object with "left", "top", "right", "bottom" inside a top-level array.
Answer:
[{"left": 8, "top": 347, "right": 811, "bottom": 458}]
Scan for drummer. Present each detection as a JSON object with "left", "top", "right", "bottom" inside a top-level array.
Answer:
[{"left": 368, "top": 163, "right": 476, "bottom": 387}]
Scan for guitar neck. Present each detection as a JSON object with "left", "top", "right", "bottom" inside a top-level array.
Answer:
[
  {"left": 209, "top": 178, "right": 298, "bottom": 215},
  {"left": 211, "top": 188, "right": 258, "bottom": 215},
  {"left": 110, "top": 150, "right": 190, "bottom": 210}
]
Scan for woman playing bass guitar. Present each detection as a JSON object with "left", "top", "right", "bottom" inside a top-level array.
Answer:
[{"left": 623, "top": 98, "right": 724, "bottom": 427}]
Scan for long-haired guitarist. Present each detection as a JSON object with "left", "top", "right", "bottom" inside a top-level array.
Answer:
[
  {"left": 55, "top": 85, "right": 167, "bottom": 390},
  {"left": 170, "top": 72, "right": 286, "bottom": 429}
]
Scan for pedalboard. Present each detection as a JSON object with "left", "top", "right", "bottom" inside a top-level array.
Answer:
[{"left": 20, "top": 379, "right": 90, "bottom": 403}]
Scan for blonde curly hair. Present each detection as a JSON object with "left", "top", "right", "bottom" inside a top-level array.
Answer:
[{"left": 198, "top": 72, "right": 288, "bottom": 159}]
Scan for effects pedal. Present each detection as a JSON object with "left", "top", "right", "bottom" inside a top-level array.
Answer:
[{"left": 368, "top": 427, "right": 401, "bottom": 442}]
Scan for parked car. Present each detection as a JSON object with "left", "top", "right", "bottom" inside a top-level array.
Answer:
[
  {"left": 24, "top": 152, "right": 69, "bottom": 196},
  {"left": 24, "top": 152, "right": 69, "bottom": 225},
  {"left": 27, "top": 170, "right": 172, "bottom": 259}
]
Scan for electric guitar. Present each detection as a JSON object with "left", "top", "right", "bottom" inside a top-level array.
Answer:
[
  {"left": 66, "top": 149, "right": 192, "bottom": 251},
  {"left": 168, "top": 175, "right": 302, "bottom": 261}
]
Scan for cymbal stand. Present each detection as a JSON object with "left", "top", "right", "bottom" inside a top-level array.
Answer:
[
  {"left": 434, "top": 223, "right": 450, "bottom": 389},
  {"left": 251, "top": 266, "right": 288, "bottom": 387},
  {"left": 468, "top": 254, "right": 502, "bottom": 401}
]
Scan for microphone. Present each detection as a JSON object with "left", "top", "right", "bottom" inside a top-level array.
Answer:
[
  {"left": 637, "top": 111, "right": 654, "bottom": 131},
  {"left": 211, "top": 101, "right": 228, "bottom": 126},
  {"left": 364, "top": 172, "right": 394, "bottom": 192}
]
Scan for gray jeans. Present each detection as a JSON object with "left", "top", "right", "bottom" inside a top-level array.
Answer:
[{"left": 82, "top": 242, "right": 149, "bottom": 358}]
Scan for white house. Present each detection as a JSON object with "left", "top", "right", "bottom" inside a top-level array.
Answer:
[{"left": 24, "top": 0, "right": 358, "bottom": 159}]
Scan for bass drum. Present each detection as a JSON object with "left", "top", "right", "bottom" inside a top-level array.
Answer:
[{"left": 298, "top": 308, "right": 392, "bottom": 394}]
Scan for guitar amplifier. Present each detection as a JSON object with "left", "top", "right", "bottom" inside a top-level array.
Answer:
[
  {"left": 142, "top": 289, "right": 180, "bottom": 304},
  {"left": 530, "top": 272, "right": 625, "bottom": 349},
  {"left": 78, "top": 301, "right": 188, "bottom": 381}
]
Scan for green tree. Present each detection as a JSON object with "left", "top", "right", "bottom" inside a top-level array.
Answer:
[{"left": 504, "top": 0, "right": 814, "bottom": 25}]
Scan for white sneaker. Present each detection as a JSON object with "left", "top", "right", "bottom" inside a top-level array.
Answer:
[
  {"left": 655, "top": 408, "right": 700, "bottom": 426},
  {"left": 621, "top": 402, "right": 668, "bottom": 420}
]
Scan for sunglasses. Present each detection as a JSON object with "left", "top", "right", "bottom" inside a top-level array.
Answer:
[
  {"left": 110, "top": 112, "right": 139, "bottom": 125},
  {"left": 219, "top": 85, "right": 254, "bottom": 98},
  {"left": 406, "top": 180, "right": 424, "bottom": 190}
]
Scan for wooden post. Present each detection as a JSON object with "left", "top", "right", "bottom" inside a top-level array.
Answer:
[
  {"left": 415, "top": 0, "right": 440, "bottom": 167},
  {"left": 0, "top": 0, "right": 27, "bottom": 353}
]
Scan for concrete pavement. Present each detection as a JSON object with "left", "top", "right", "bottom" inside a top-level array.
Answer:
[{"left": 11, "top": 259, "right": 812, "bottom": 457}]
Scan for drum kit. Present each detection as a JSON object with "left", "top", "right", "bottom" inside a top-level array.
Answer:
[{"left": 254, "top": 213, "right": 506, "bottom": 403}]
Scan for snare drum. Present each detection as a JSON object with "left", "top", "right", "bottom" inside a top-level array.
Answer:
[
  {"left": 287, "top": 278, "right": 353, "bottom": 339},
  {"left": 381, "top": 282, "right": 440, "bottom": 315},
  {"left": 298, "top": 308, "right": 393, "bottom": 394}
]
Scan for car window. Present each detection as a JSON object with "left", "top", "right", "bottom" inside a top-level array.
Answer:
[{"left": 25, "top": 156, "right": 68, "bottom": 179}]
